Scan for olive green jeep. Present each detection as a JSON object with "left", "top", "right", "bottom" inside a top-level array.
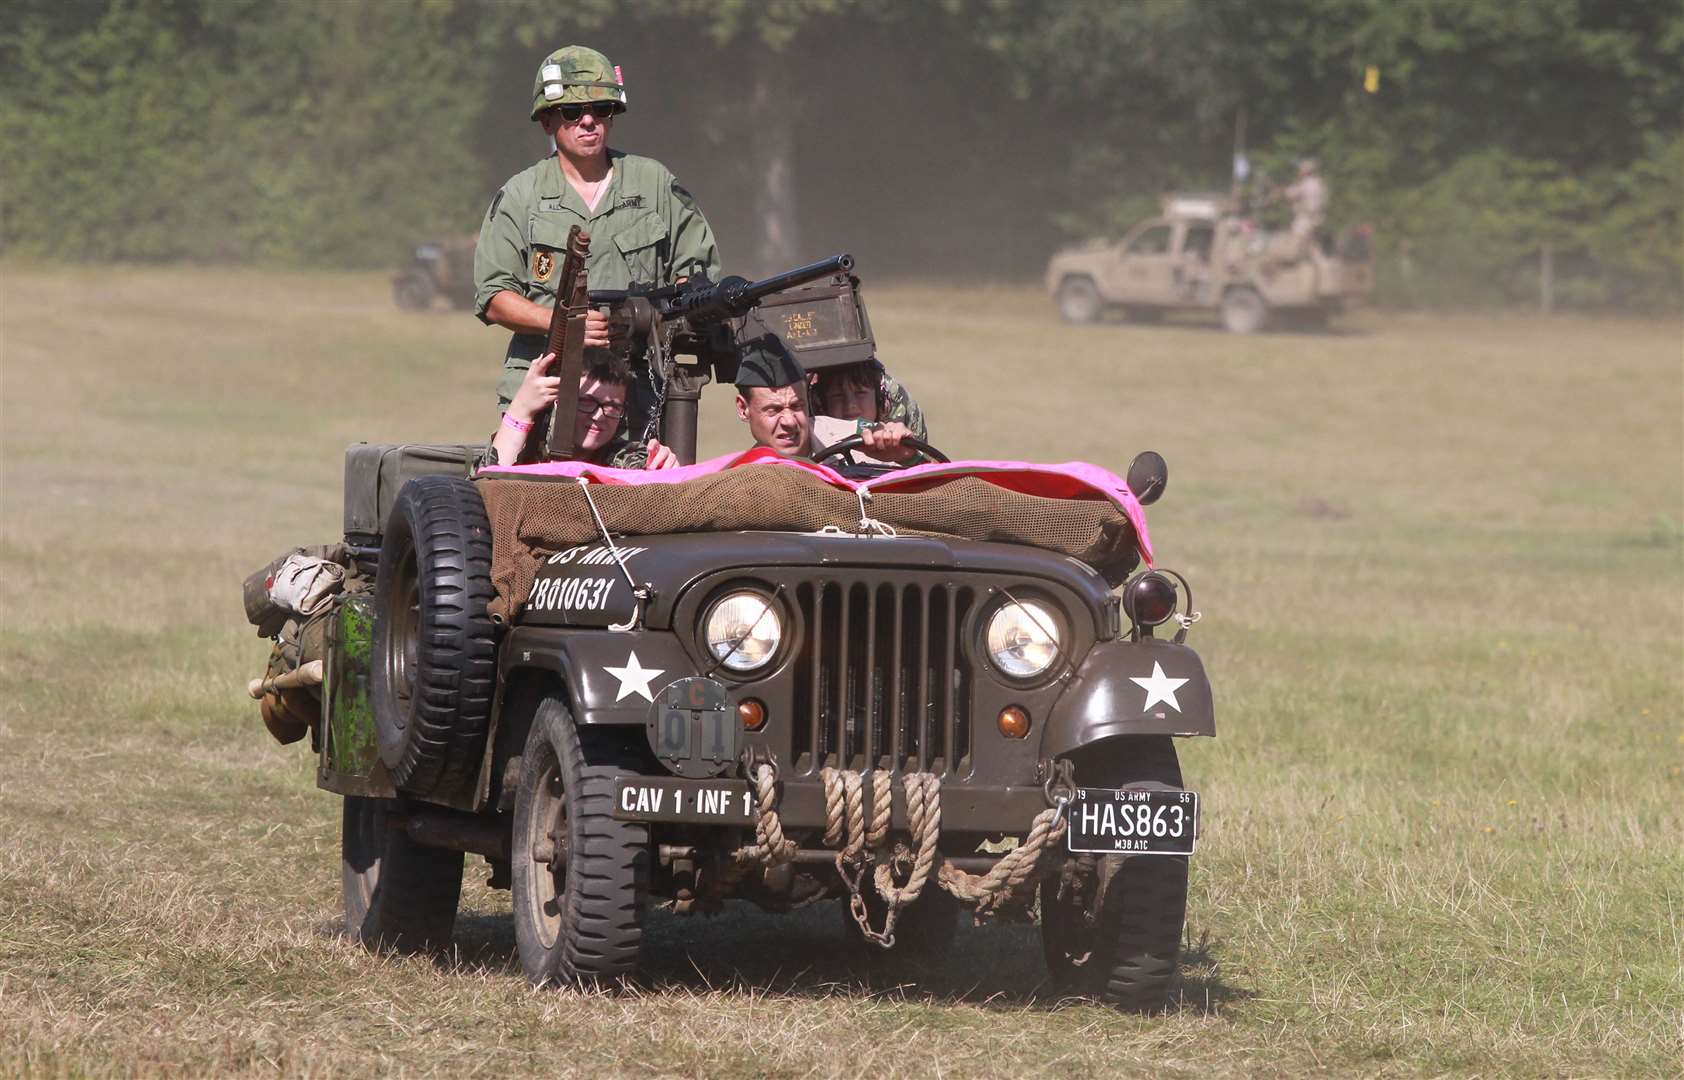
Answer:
[{"left": 291, "top": 273, "right": 1214, "bottom": 1012}]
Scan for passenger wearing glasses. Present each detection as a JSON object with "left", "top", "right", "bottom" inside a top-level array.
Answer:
[
  {"left": 474, "top": 45, "right": 721, "bottom": 440},
  {"left": 489, "top": 351, "right": 680, "bottom": 470}
]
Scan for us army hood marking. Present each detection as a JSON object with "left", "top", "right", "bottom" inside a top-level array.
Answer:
[
  {"left": 605, "top": 651, "right": 664, "bottom": 703},
  {"left": 1131, "top": 661, "right": 1189, "bottom": 712}
]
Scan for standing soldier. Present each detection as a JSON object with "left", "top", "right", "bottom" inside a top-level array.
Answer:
[
  {"left": 474, "top": 45, "right": 721, "bottom": 465},
  {"left": 1280, "top": 157, "right": 1328, "bottom": 260}
]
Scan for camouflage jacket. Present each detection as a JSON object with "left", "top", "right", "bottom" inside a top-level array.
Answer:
[{"left": 878, "top": 367, "right": 927, "bottom": 442}]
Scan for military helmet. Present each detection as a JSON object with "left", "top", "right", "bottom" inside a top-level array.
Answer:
[{"left": 530, "top": 46, "right": 627, "bottom": 119}]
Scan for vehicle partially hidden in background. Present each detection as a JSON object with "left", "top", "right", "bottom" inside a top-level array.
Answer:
[
  {"left": 256, "top": 260, "right": 1215, "bottom": 1013},
  {"left": 1046, "top": 193, "right": 1374, "bottom": 333},
  {"left": 392, "top": 234, "right": 478, "bottom": 311}
]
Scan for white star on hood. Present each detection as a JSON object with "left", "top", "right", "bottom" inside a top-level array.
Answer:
[
  {"left": 604, "top": 651, "right": 665, "bottom": 703},
  {"left": 1130, "top": 660, "right": 1189, "bottom": 713}
]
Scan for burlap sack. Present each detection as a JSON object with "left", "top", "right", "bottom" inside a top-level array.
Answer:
[{"left": 476, "top": 468, "right": 1138, "bottom": 622}]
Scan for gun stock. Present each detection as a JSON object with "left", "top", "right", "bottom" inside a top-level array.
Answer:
[{"left": 541, "top": 226, "right": 592, "bottom": 460}]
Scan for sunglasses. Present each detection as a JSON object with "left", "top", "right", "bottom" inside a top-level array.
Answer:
[{"left": 554, "top": 101, "right": 621, "bottom": 123}]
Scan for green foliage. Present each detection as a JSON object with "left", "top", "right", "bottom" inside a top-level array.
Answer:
[{"left": 1, "top": 0, "right": 1678, "bottom": 306}]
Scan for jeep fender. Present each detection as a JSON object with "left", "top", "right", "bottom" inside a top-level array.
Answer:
[
  {"left": 496, "top": 626, "right": 694, "bottom": 728},
  {"left": 1042, "top": 639, "right": 1214, "bottom": 758}
]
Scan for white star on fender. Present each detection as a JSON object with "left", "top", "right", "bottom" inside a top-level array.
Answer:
[
  {"left": 1130, "top": 661, "right": 1189, "bottom": 712},
  {"left": 605, "top": 651, "right": 664, "bottom": 703}
]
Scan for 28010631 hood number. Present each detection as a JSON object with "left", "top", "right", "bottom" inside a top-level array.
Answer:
[{"left": 528, "top": 575, "right": 615, "bottom": 612}]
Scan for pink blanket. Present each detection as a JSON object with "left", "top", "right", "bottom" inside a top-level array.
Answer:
[{"left": 478, "top": 447, "right": 1154, "bottom": 565}]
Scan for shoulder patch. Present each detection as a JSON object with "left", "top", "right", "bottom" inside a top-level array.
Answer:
[
  {"left": 488, "top": 190, "right": 504, "bottom": 218},
  {"left": 671, "top": 180, "right": 699, "bottom": 212}
]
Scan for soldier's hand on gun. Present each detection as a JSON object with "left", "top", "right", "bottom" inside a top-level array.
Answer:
[
  {"left": 584, "top": 309, "right": 613, "bottom": 349},
  {"left": 860, "top": 421, "right": 918, "bottom": 464},
  {"left": 643, "top": 437, "right": 679, "bottom": 471},
  {"left": 508, "top": 351, "right": 562, "bottom": 423}
]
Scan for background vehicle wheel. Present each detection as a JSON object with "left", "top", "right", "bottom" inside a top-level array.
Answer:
[
  {"left": 371, "top": 476, "right": 497, "bottom": 798},
  {"left": 1056, "top": 276, "right": 1103, "bottom": 323},
  {"left": 1040, "top": 736, "right": 1189, "bottom": 1012},
  {"left": 392, "top": 272, "right": 434, "bottom": 310},
  {"left": 341, "top": 795, "right": 464, "bottom": 955},
  {"left": 1219, "top": 287, "right": 1268, "bottom": 334},
  {"left": 511, "top": 696, "right": 648, "bottom": 986},
  {"left": 842, "top": 879, "right": 960, "bottom": 959}
]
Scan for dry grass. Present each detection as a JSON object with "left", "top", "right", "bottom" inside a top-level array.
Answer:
[{"left": 2, "top": 262, "right": 1681, "bottom": 1077}]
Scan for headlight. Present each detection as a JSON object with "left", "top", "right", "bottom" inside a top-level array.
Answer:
[
  {"left": 703, "top": 591, "right": 782, "bottom": 673},
  {"left": 986, "top": 600, "right": 1061, "bottom": 680}
]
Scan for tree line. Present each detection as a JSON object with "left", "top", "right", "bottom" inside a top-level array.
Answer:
[{"left": 3, "top": 0, "right": 1678, "bottom": 310}]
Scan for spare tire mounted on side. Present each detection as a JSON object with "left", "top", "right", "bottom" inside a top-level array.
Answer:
[{"left": 371, "top": 475, "right": 498, "bottom": 798}]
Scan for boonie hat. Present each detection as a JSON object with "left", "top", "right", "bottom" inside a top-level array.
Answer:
[{"left": 531, "top": 45, "right": 627, "bottom": 119}]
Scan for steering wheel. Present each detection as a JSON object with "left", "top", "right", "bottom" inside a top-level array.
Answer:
[{"left": 813, "top": 433, "right": 950, "bottom": 466}]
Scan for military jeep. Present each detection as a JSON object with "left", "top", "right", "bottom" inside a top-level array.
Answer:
[
  {"left": 392, "top": 234, "right": 478, "bottom": 311},
  {"left": 308, "top": 272, "right": 1214, "bottom": 1012},
  {"left": 1045, "top": 192, "right": 1374, "bottom": 333}
]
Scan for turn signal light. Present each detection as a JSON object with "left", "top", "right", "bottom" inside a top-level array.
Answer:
[
  {"left": 737, "top": 699, "right": 767, "bottom": 731},
  {"left": 1123, "top": 571, "right": 1178, "bottom": 629},
  {"left": 997, "top": 706, "right": 1031, "bottom": 739}
]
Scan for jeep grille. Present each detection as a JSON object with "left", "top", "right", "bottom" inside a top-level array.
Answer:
[{"left": 790, "top": 579, "right": 976, "bottom": 778}]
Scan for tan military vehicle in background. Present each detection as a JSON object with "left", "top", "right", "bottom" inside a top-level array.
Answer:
[
  {"left": 392, "top": 234, "right": 479, "bottom": 311},
  {"left": 1045, "top": 194, "right": 1374, "bottom": 333}
]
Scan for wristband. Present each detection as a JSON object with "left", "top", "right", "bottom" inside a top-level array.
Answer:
[{"left": 502, "top": 412, "right": 534, "bottom": 433}]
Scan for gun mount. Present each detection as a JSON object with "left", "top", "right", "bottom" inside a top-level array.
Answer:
[{"left": 587, "top": 254, "right": 855, "bottom": 465}]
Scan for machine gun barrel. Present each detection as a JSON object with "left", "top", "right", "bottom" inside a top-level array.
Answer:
[{"left": 664, "top": 253, "right": 854, "bottom": 326}]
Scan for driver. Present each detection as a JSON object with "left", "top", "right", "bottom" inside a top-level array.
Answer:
[{"left": 734, "top": 336, "right": 917, "bottom": 463}]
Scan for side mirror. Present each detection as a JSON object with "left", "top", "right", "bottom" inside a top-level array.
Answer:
[{"left": 1127, "top": 451, "right": 1168, "bottom": 505}]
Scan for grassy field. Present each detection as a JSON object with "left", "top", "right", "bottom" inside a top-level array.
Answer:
[{"left": 2, "top": 262, "right": 1680, "bottom": 1078}]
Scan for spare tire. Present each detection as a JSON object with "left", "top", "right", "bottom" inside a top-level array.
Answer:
[{"left": 372, "top": 475, "right": 497, "bottom": 797}]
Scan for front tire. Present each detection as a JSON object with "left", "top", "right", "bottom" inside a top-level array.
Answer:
[
  {"left": 511, "top": 696, "right": 648, "bottom": 986},
  {"left": 1056, "top": 276, "right": 1103, "bottom": 324},
  {"left": 341, "top": 796, "right": 464, "bottom": 955},
  {"left": 393, "top": 272, "right": 434, "bottom": 310},
  {"left": 1040, "top": 736, "right": 1189, "bottom": 1012},
  {"left": 1219, "top": 287, "right": 1268, "bottom": 334}
]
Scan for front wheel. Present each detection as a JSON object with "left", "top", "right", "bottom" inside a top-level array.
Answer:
[
  {"left": 511, "top": 696, "right": 648, "bottom": 986},
  {"left": 1040, "top": 736, "right": 1189, "bottom": 1012},
  {"left": 393, "top": 272, "right": 434, "bottom": 310},
  {"left": 1219, "top": 287, "right": 1268, "bottom": 334},
  {"left": 341, "top": 796, "right": 464, "bottom": 955},
  {"left": 1056, "top": 276, "right": 1103, "bottom": 324}
]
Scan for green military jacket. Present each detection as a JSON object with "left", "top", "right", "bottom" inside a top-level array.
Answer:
[{"left": 475, "top": 148, "right": 721, "bottom": 411}]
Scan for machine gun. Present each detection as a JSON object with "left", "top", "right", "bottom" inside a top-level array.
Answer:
[{"left": 563, "top": 254, "right": 854, "bottom": 464}]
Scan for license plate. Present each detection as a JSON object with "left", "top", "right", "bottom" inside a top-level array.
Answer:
[
  {"left": 612, "top": 776, "right": 755, "bottom": 825},
  {"left": 1065, "top": 787, "right": 1198, "bottom": 855}
]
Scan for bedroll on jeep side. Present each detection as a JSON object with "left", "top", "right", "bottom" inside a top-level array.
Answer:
[{"left": 261, "top": 268, "right": 1215, "bottom": 1012}]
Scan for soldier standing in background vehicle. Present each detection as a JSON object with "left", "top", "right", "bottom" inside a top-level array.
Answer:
[
  {"left": 474, "top": 45, "right": 721, "bottom": 465},
  {"left": 1280, "top": 157, "right": 1328, "bottom": 259}
]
